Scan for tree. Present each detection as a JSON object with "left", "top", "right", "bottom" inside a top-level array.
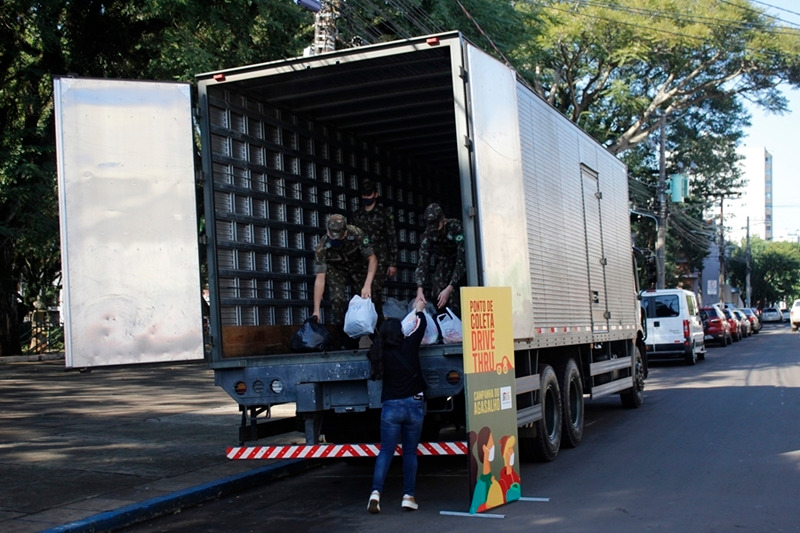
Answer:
[
  {"left": 512, "top": 0, "right": 800, "bottom": 155},
  {"left": 728, "top": 237, "right": 800, "bottom": 307},
  {"left": 0, "top": 0, "right": 310, "bottom": 355}
]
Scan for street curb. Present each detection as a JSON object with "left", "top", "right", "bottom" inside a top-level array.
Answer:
[
  {"left": 41, "top": 459, "right": 318, "bottom": 533},
  {"left": 0, "top": 352, "right": 64, "bottom": 363}
]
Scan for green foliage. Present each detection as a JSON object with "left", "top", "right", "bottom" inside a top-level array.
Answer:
[
  {"left": 0, "top": 0, "right": 310, "bottom": 354},
  {"left": 513, "top": 0, "right": 800, "bottom": 154},
  {"left": 728, "top": 237, "right": 800, "bottom": 306}
]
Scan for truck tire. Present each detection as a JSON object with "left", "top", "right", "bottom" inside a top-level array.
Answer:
[
  {"left": 529, "top": 364, "right": 562, "bottom": 462},
  {"left": 620, "top": 346, "right": 645, "bottom": 409},
  {"left": 558, "top": 359, "right": 584, "bottom": 449}
]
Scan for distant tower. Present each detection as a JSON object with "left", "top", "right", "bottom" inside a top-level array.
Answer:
[{"left": 727, "top": 146, "right": 772, "bottom": 243}]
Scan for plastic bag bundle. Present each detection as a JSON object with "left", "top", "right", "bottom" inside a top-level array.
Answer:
[
  {"left": 382, "top": 297, "right": 408, "bottom": 320},
  {"left": 401, "top": 309, "right": 441, "bottom": 345},
  {"left": 401, "top": 310, "right": 420, "bottom": 337},
  {"left": 343, "top": 295, "right": 378, "bottom": 338},
  {"left": 437, "top": 307, "right": 463, "bottom": 344},
  {"left": 290, "top": 316, "right": 330, "bottom": 352}
]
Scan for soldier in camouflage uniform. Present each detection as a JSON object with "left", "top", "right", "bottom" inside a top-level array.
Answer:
[
  {"left": 313, "top": 214, "right": 378, "bottom": 349},
  {"left": 352, "top": 179, "right": 398, "bottom": 323},
  {"left": 415, "top": 203, "right": 466, "bottom": 317}
]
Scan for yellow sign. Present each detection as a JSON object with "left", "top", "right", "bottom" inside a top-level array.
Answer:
[{"left": 461, "top": 287, "right": 520, "bottom": 514}]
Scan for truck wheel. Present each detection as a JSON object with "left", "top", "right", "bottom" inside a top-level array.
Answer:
[
  {"left": 685, "top": 343, "right": 697, "bottom": 366},
  {"left": 529, "top": 364, "right": 562, "bottom": 462},
  {"left": 620, "top": 346, "right": 645, "bottom": 409},
  {"left": 558, "top": 359, "right": 584, "bottom": 449}
]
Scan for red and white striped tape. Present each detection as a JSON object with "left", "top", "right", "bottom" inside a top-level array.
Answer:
[{"left": 226, "top": 441, "right": 468, "bottom": 460}]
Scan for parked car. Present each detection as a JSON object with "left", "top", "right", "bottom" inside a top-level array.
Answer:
[
  {"left": 732, "top": 309, "right": 751, "bottom": 337},
  {"left": 640, "top": 288, "right": 706, "bottom": 365},
  {"left": 699, "top": 305, "right": 732, "bottom": 346},
  {"left": 761, "top": 307, "right": 783, "bottom": 323},
  {"left": 740, "top": 307, "right": 761, "bottom": 334},
  {"left": 790, "top": 299, "right": 800, "bottom": 331},
  {"left": 721, "top": 308, "right": 742, "bottom": 341}
]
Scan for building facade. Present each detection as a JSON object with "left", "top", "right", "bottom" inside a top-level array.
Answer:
[{"left": 726, "top": 146, "right": 773, "bottom": 244}]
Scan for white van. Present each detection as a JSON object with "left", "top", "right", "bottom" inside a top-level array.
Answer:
[{"left": 640, "top": 289, "right": 706, "bottom": 365}]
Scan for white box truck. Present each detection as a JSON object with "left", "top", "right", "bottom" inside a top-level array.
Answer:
[{"left": 54, "top": 32, "right": 646, "bottom": 461}]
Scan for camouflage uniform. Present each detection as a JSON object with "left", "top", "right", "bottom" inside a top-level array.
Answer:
[
  {"left": 415, "top": 204, "right": 466, "bottom": 317},
  {"left": 314, "top": 224, "right": 375, "bottom": 326},
  {"left": 352, "top": 192, "right": 398, "bottom": 321}
]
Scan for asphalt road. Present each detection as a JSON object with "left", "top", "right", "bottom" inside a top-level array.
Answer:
[{"left": 120, "top": 322, "right": 800, "bottom": 533}]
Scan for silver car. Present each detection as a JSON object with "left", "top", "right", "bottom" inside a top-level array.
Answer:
[{"left": 761, "top": 307, "right": 783, "bottom": 323}]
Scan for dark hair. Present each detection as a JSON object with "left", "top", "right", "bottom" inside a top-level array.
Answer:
[
  {"left": 366, "top": 318, "right": 403, "bottom": 380},
  {"left": 379, "top": 318, "right": 403, "bottom": 347}
]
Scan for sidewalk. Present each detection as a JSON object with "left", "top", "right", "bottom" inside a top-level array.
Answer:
[{"left": 0, "top": 356, "right": 308, "bottom": 532}]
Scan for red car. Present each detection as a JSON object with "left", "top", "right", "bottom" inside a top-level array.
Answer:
[
  {"left": 740, "top": 308, "right": 761, "bottom": 334},
  {"left": 721, "top": 308, "right": 743, "bottom": 341},
  {"left": 699, "top": 305, "right": 732, "bottom": 346}
]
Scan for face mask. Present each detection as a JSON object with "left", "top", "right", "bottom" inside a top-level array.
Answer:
[
  {"left": 488, "top": 445, "right": 495, "bottom": 462},
  {"left": 328, "top": 238, "right": 344, "bottom": 248},
  {"left": 361, "top": 197, "right": 377, "bottom": 207}
]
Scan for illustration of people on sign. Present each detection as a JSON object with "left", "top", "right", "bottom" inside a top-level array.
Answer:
[
  {"left": 468, "top": 427, "right": 521, "bottom": 513},
  {"left": 498, "top": 435, "right": 521, "bottom": 502}
]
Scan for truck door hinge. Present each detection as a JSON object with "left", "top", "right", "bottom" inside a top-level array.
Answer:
[
  {"left": 600, "top": 257, "right": 608, "bottom": 265},
  {"left": 604, "top": 311, "right": 612, "bottom": 319},
  {"left": 459, "top": 65, "right": 468, "bottom": 82},
  {"left": 595, "top": 191, "right": 603, "bottom": 200},
  {"left": 464, "top": 135, "right": 472, "bottom": 150}
]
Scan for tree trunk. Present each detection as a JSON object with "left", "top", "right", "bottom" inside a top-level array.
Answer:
[{"left": 0, "top": 293, "right": 23, "bottom": 357}]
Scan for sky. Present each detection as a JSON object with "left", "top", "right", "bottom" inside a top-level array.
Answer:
[{"left": 741, "top": 0, "right": 800, "bottom": 240}]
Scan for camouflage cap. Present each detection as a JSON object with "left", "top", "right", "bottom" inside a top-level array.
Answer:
[
  {"left": 360, "top": 178, "right": 377, "bottom": 195},
  {"left": 326, "top": 214, "right": 347, "bottom": 239},
  {"left": 424, "top": 203, "right": 444, "bottom": 229}
]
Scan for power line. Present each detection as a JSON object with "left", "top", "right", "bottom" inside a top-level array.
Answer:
[
  {"left": 749, "top": 0, "right": 800, "bottom": 21},
  {"left": 528, "top": 0, "right": 800, "bottom": 45}
]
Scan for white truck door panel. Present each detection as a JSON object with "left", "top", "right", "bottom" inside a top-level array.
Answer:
[
  {"left": 53, "top": 78, "right": 203, "bottom": 367},
  {"left": 464, "top": 44, "right": 535, "bottom": 340}
]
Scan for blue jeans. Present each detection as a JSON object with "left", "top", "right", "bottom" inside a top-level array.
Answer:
[{"left": 370, "top": 396, "right": 425, "bottom": 496}]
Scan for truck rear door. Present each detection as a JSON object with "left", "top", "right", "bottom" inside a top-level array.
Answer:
[{"left": 53, "top": 78, "right": 203, "bottom": 368}]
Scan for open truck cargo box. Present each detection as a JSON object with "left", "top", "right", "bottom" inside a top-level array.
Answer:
[{"left": 54, "top": 33, "right": 643, "bottom": 446}]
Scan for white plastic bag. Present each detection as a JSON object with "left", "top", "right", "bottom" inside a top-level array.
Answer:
[
  {"left": 401, "top": 310, "right": 420, "bottom": 336},
  {"left": 437, "top": 307, "right": 463, "bottom": 344},
  {"left": 421, "top": 311, "right": 440, "bottom": 345},
  {"left": 343, "top": 296, "right": 378, "bottom": 338},
  {"left": 401, "top": 310, "right": 441, "bottom": 345}
]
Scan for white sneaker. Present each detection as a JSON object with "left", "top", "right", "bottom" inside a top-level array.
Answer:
[
  {"left": 368, "top": 490, "right": 381, "bottom": 514},
  {"left": 401, "top": 494, "right": 418, "bottom": 511}
]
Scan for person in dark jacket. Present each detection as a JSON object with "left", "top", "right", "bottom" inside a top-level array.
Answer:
[{"left": 367, "top": 297, "right": 427, "bottom": 514}]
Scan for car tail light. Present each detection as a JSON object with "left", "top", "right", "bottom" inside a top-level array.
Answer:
[{"left": 683, "top": 319, "right": 690, "bottom": 339}]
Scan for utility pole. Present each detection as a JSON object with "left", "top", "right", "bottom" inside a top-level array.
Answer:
[
  {"left": 718, "top": 196, "right": 726, "bottom": 305},
  {"left": 313, "top": 0, "right": 340, "bottom": 55},
  {"left": 746, "top": 217, "right": 752, "bottom": 307},
  {"left": 655, "top": 114, "right": 667, "bottom": 289}
]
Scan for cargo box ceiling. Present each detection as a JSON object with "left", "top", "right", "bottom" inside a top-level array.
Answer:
[{"left": 203, "top": 45, "right": 460, "bottom": 177}]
